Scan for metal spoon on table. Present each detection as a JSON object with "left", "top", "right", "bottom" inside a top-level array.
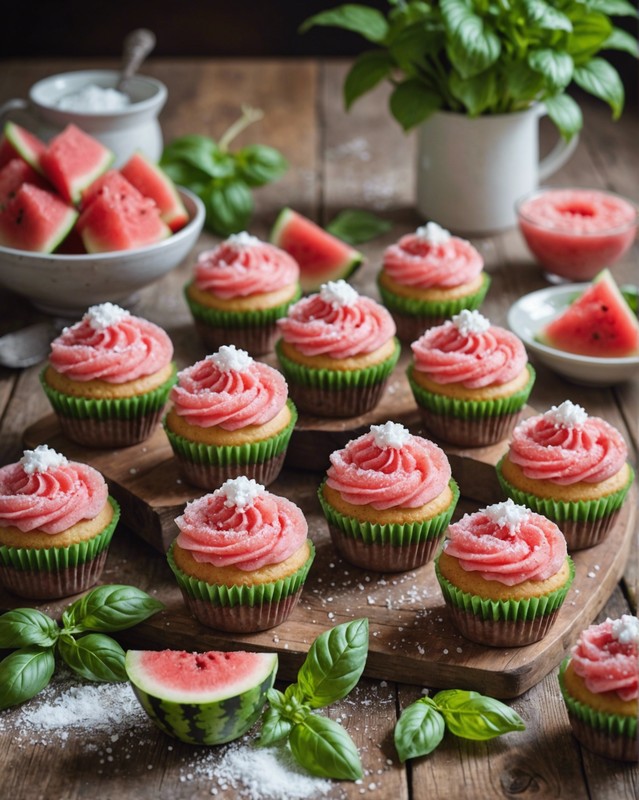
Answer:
[
  {"left": 0, "top": 320, "right": 68, "bottom": 369},
  {"left": 116, "top": 28, "right": 157, "bottom": 94}
]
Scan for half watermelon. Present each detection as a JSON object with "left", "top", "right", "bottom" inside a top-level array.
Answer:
[
  {"left": 125, "top": 649, "right": 278, "bottom": 745},
  {"left": 271, "top": 207, "right": 364, "bottom": 293},
  {"left": 0, "top": 183, "right": 77, "bottom": 252},
  {"left": 538, "top": 269, "right": 639, "bottom": 357},
  {"left": 121, "top": 152, "right": 189, "bottom": 232}
]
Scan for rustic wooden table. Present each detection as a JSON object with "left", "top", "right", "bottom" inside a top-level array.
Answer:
[{"left": 0, "top": 58, "right": 637, "bottom": 800}]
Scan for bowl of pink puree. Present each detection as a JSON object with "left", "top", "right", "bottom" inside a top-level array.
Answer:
[{"left": 516, "top": 187, "right": 637, "bottom": 282}]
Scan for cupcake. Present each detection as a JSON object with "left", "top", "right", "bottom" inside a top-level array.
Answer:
[
  {"left": 435, "top": 499, "right": 574, "bottom": 647},
  {"left": 377, "top": 222, "right": 490, "bottom": 342},
  {"left": 163, "top": 345, "right": 297, "bottom": 490},
  {"left": 41, "top": 303, "right": 176, "bottom": 448},
  {"left": 496, "top": 401, "right": 634, "bottom": 551},
  {"left": 318, "top": 421, "right": 459, "bottom": 572},
  {"left": 0, "top": 445, "right": 120, "bottom": 599},
  {"left": 168, "top": 476, "right": 315, "bottom": 632},
  {"left": 184, "top": 231, "right": 301, "bottom": 356},
  {"left": 408, "top": 309, "right": 535, "bottom": 446},
  {"left": 559, "top": 615, "right": 638, "bottom": 762},
  {"left": 276, "top": 280, "right": 400, "bottom": 417}
]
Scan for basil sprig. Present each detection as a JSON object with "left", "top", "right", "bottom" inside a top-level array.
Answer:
[
  {"left": 160, "top": 105, "right": 288, "bottom": 236},
  {"left": 0, "top": 584, "right": 163, "bottom": 709},
  {"left": 259, "top": 618, "right": 368, "bottom": 781},
  {"left": 394, "top": 689, "right": 526, "bottom": 762},
  {"left": 326, "top": 209, "right": 392, "bottom": 245}
]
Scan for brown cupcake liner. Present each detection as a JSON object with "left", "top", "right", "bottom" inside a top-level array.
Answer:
[
  {"left": 328, "top": 522, "right": 443, "bottom": 572},
  {"left": 173, "top": 450, "right": 287, "bottom": 491},
  {"left": 193, "top": 320, "right": 279, "bottom": 358},
  {"left": 288, "top": 380, "right": 389, "bottom": 418},
  {"left": 445, "top": 604, "right": 561, "bottom": 647},
  {"left": 559, "top": 510, "right": 621, "bottom": 552},
  {"left": 390, "top": 311, "right": 450, "bottom": 344},
  {"left": 55, "top": 408, "right": 166, "bottom": 449},
  {"left": 0, "top": 549, "right": 109, "bottom": 600},
  {"left": 417, "top": 406, "right": 524, "bottom": 447},
  {"left": 179, "top": 587, "right": 304, "bottom": 633},
  {"left": 566, "top": 710, "right": 639, "bottom": 762}
]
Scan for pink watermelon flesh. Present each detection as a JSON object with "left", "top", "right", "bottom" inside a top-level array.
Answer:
[
  {"left": 0, "top": 183, "right": 77, "bottom": 253},
  {"left": 539, "top": 269, "right": 639, "bottom": 357},
  {"left": 120, "top": 152, "right": 189, "bottom": 232},
  {"left": 78, "top": 186, "right": 171, "bottom": 253},
  {"left": 0, "top": 158, "right": 47, "bottom": 209},
  {"left": 271, "top": 207, "right": 363, "bottom": 293},
  {"left": 80, "top": 170, "right": 145, "bottom": 213},
  {"left": 40, "top": 123, "right": 114, "bottom": 205},
  {"left": 125, "top": 650, "right": 277, "bottom": 702},
  {"left": 3, "top": 122, "right": 46, "bottom": 172},
  {"left": 0, "top": 136, "right": 18, "bottom": 169}
]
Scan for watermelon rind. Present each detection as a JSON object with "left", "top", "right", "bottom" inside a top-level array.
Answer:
[
  {"left": 271, "top": 207, "right": 364, "bottom": 293},
  {"left": 4, "top": 121, "right": 46, "bottom": 173},
  {"left": 125, "top": 650, "right": 277, "bottom": 745},
  {"left": 121, "top": 152, "right": 189, "bottom": 232},
  {"left": 0, "top": 184, "right": 78, "bottom": 253}
]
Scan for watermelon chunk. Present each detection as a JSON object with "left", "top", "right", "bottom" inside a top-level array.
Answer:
[
  {"left": 77, "top": 183, "right": 171, "bottom": 252},
  {"left": 538, "top": 269, "right": 639, "bottom": 357},
  {"left": 0, "top": 158, "right": 47, "bottom": 209},
  {"left": 0, "top": 183, "right": 77, "bottom": 252},
  {"left": 80, "top": 169, "right": 145, "bottom": 212},
  {"left": 3, "top": 122, "right": 46, "bottom": 172},
  {"left": 40, "top": 124, "right": 114, "bottom": 204},
  {"left": 271, "top": 207, "right": 364, "bottom": 293},
  {"left": 0, "top": 135, "right": 19, "bottom": 168},
  {"left": 121, "top": 152, "right": 189, "bottom": 232},
  {"left": 125, "top": 649, "right": 278, "bottom": 745}
]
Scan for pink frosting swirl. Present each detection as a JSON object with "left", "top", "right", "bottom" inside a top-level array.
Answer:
[
  {"left": 326, "top": 429, "right": 451, "bottom": 509},
  {"left": 508, "top": 412, "right": 628, "bottom": 485},
  {"left": 383, "top": 232, "right": 483, "bottom": 288},
  {"left": 277, "top": 291, "right": 396, "bottom": 359},
  {"left": 175, "top": 489, "right": 308, "bottom": 571},
  {"left": 443, "top": 502, "right": 567, "bottom": 585},
  {"left": 194, "top": 235, "right": 299, "bottom": 298},
  {"left": 50, "top": 313, "right": 173, "bottom": 384},
  {"left": 170, "top": 355, "right": 288, "bottom": 431},
  {"left": 570, "top": 617, "right": 638, "bottom": 701},
  {"left": 0, "top": 459, "right": 108, "bottom": 535},
  {"left": 411, "top": 320, "right": 527, "bottom": 388}
]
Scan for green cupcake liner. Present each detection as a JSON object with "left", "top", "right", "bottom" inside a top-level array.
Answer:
[
  {"left": 377, "top": 272, "right": 491, "bottom": 319},
  {"left": 276, "top": 338, "right": 401, "bottom": 390},
  {"left": 41, "top": 364, "right": 177, "bottom": 421},
  {"left": 496, "top": 459, "right": 635, "bottom": 524},
  {"left": 164, "top": 399, "right": 297, "bottom": 467},
  {"left": 184, "top": 282, "right": 302, "bottom": 329},
  {"left": 167, "top": 539, "right": 315, "bottom": 608},
  {"left": 318, "top": 479, "right": 460, "bottom": 546},
  {"left": 434, "top": 555, "right": 575, "bottom": 622},
  {"left": 407, "top": 363, "right": 535, "bottom": 420},
  {"left": 0, "top": 496, "right": 120, "bottom": 572},
  {"left": 559, "top": 659, "right": 638, "bottom": 739}
]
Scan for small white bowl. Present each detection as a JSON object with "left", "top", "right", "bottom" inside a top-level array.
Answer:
[
  {"left": 0, "top": 188, "right": 205, "bottom": 315},
  {"left": 508, "top": 284, "right": 639, "bottom": 386}
]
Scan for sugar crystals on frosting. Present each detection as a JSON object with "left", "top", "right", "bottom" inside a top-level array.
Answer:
[
  {"left": 84, "top": 302, "right": 131, "bottom": 330},
  {"left": 544, "top": 400, "right": 589, "bottom": 428},
  {"left": 20, "top": 445, "right": 68, "bottom": 475},
  {"left": 415, "top": 221, "right": 452, "bottom": 245},
  {"left": 452, "top": 309, "right": 491, "bottom": 336},
  {"left": 370, "top": 421, "right": 411, "bottom": 450},
  {"left": 207, "top": 345, "right": 253, "bottom": 373},
  {"left": 483, "top": 498, "right": 530, "bottom": 533},
  {"left": 611, "top": 615, "right": 639, "bottom": 646},
  {"left": 218, "top": 476, "right": 266, "bottom": 509},
  {"left": 319, "top": 280, "right": 359, "bottom": 308},
  {"left": 226, "top": 231, "right": 262, "bottom": 249}
]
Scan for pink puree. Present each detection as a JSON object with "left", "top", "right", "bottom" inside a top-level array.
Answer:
[
  {"left": 518, "top": 189, "right": 637, "bottom": 280},
  {"left": 570, "top": 618, "right": 638, "bottom": 701}
]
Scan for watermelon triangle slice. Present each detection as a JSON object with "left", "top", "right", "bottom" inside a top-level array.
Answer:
[
  {"left": 271, "top": 207, "right": 364, "bottom": 293},
  {"left": 538, "top": 269, "right": 639, "bottom": 357},
  {"left": 0, "top": 183, "right": 77, "bottom": 253},
  {"left": 4, "top": 122, "right": 46, "bottom": 172},
  {"left": 120, "top": 152, "right": 189, "bottom": 232}
]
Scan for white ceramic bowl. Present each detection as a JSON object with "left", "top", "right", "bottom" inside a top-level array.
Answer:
[
  {"left": 508, "top": 284, "right": 639, "bottom": 386},
  {"left": 0, "top": 188, "right": 205, "bottom": 315}
]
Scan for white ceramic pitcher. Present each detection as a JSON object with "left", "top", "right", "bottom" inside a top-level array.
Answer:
[{"left": 416, "top": 105, "right": 578, "bottom": 234}]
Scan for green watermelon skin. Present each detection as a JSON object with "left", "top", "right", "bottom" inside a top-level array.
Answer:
[
  {"left": 121, "top": 152, "right": 189, "bottom": 232},
  {"left": 125, "top": 650, "right": 277, "bottom": 746},
  {"left": 538, "top": 269, "right": 639, "bottom": 357},
  {"left": 0, "top": 183, "right": 77, "bottom": 253},
  {"left": 3, "top": 122, "right": 46, "bottom": 172},
  {"left": 271, "top": 207, "right": 364, "bottom": 293}
]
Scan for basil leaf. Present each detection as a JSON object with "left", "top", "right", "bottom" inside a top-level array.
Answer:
[
  {"left": 394, "top": 698, "right": 445, "bottom": 762},
  {"left": 0, "top": 609, "right": 59, "bottom": 649},
  {"left": 604, "top": 28, "right": 639, "bottom": 57},
  {"left": 389, "top": 79, "right": 442, "bottom": 131},
  {"left": 259, "top": 706, "right": 293, "bottom": 746},
  {"left": 62, "top": 584, "right": 164, "bottom": 633},
  {"left": 289, "top": 714, "right": 363, "bottom": 781},
  {"left": 344, "top": 50, "right": 394, "bottom": 109},
  {"left": 621, "top": 285, "right": 639, "bottom": 316},
  {"left": 567, "top": 11, "right": 613, "bottom": 64},
  {"left": 449, "top": 69, "right": 498, "bottom": 116},
  {"left": 544, "top": 93, "right": 583, "bottom": 139},
  {"left": 528, "top": 49, "right": 574, "bottom": 92},
  {"left": 434, "top": 690, "right": 526, "bottom": 740},
  {"left": 161, "top": 135, "right": 235, "bottom": 179},
  {"left": 235, "top": 144, "right": 288, "bottom": 187},
  {"left": 326, "top": 209, "right": 392, "bottom": 245},
  {"left": 505, "top": 62, "right": 545, "bottom": 106},
  {"left": 58, "top": 633, "right": 127, "bottom": 682},
  {"left": 586, "top": 0, "right": 638, "bottom": 16},
  {"left": 160, "top": 161, "right": 210, "bottom": 194},
  {"left": 300, "top": 5, "right": 389, "bottom": 44},
  {"left": 388, "top": 21, "right": 443, "bottom": 75},
  {"left": 573, "top": 58, "right": 625, "bottom": 118},
  {"left": 202, "top": 178, "right": 254, "bottom": 236},
  {"left": 441, "top": 0, "right": 501, "bottom": 79},
  {"left": 0, "top": 647, "right": 55, "bottom": 710},
  {"left": 523, "top": 0, "right": 572, "bottom": 33},
  {"left": 266, "top": 687, "right": 286, "bottom": 712},
  {"left": 297, "top": 618, "right": 369, "bottom": 708}
]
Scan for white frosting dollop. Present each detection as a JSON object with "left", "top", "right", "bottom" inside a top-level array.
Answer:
[
  {"left": 452, "top": 309, "right": 491, "bottom": 336},
  {"left": 320, "top": 280, "right": 359, "bottom": 308},
  {"left": 483, "top": 498, "right": 529, "bottom": 532},
  {"left": 218, "top": 476, "right": 265, "bottom": 509},
  {"left": 544, "top": 400, "right": 589, "bottom": 429},
  {"left": 370, "top": 421, "right": 411, "bottom": 450},
  {"left": 226, "top": 231, "right": 262, "bottom": 249},
  {"left": 415, "top": 221, "right": 452, "bottom": 245},
  {"left": 611, "top": 615, "right": 639, "bottom": 646},
  {"left": 207, "top": 345, "right": 253, "bottom": 373},
  {"left": 20, "top": 444, "right": 68, "bottom": 475},
  {"left": 84, "top": 302, "right": 130, "bottom": 330}
]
